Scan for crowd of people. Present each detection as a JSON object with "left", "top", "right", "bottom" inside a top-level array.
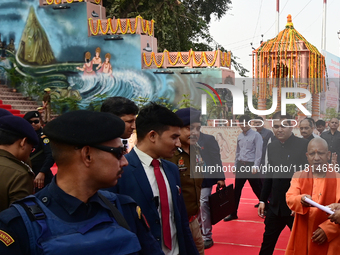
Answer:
[{"left": 0, "top": 97, "right": 340, "bottom": 255}]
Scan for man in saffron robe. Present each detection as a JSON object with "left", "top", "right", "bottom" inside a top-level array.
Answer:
[{"left": 285, "top": 138, "right": 340, "bottom": 255}]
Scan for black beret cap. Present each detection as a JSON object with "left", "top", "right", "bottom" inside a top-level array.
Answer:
[
  {"left": 0, "top": 115, "right": 39, "bottom": 145},
  {"left": 0, "top": 109, "right": 13, "bottom": 117},
  {"left": 23, "top": 111, "right": 40, "bottom": 120},
  {"left": 43, "top": 110, "right": 125, "bottom": 146},
  {"left": 175, "top": 108, "right": 201, "bottom": 126}
]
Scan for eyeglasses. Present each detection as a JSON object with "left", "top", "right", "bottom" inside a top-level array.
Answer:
[
  {"left": 29, "top": 120, "right": 40, "bottom": 124},
  {"left": 91, "top": 144, "right": 125, "bottom": 160}
]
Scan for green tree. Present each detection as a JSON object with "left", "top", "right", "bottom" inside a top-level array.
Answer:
[
  {"left": 103, "top": 0, "right": 248, "bottom": 76},
  {"left": 51, "top": 96, "right": 81, "bottom": 115},
  {"left": 133, "top": 96, "right": 174, "bottom": 110},
  {"left": 1, "top": 63, "right": 45, "bottom": 99},
  {"left": 177, "top": 93, "right": 199, "bottom": 109},
  {"left": 156, "top": 97, "right": 174, "bottom": 109},
  {"left": 1, "top": 66, "right": 24, "bottom": 90},
  {"left": 133, "top": 96, "right": 149, "bottom": 109},
  {"left": 324, "top": 108, "right": 339, "bottom": 121},
  {"left": 205, "top": 95, "right": 226, "bottom": 119},
  {"left": 87, "top": 93, "right": 109, "bottom": 112}
]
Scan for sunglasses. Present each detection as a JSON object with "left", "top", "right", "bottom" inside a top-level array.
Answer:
[
  {"left": 29, "top": 120, "right": 40, "bottom": 124},
  {"left": 91, "top": 144, "right": 125, "bottom": 160}
]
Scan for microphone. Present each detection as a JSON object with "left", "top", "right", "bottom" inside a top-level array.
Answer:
[
  {"left": 153, "top": 196, "right": 159, "bottom": 209},
  {"left": 122, "top": 139, "right": 128, "bottom": 152}
]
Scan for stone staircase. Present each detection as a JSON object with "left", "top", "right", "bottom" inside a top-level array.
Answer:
[{"left": 0, "top": 84, "right": 40, "bottom": 117}]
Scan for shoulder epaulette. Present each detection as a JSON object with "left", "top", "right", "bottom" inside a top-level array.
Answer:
[{"left": 0, "top": 207, "right": 22, "bottom": 225}]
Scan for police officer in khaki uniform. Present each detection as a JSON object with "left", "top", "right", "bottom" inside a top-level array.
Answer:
[
  {"left": 42, "top": 88, "right": 51, "bottom": 123},
  {"left": 166, "top": 108, "right": 205, "bottom": 255},
  {"left": 0, "top": 114, "right": 38, "bottom": 212}
]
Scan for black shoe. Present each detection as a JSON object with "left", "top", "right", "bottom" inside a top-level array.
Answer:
[
  {"left": 204, "top": 239, "right": 214, "bottom": 249},
  {"left": 223, "top": 214, "right": 238, "bottom": 221},
  {"left": 254, "top": 203, "right": 260, "bottom": 208}
]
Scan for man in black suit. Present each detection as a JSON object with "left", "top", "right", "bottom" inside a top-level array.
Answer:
[
  {"left": 321, "top": 118, "right": 340, "bottom": 165},
  {"left": 258, "top": 111, "right": 309, "bottom": 255},
  {"left": 198, "top": 132, "right": 225, "bottom": 249}
]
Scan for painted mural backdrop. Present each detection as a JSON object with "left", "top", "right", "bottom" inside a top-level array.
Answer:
[{"left": 0, "top": 0, "right": 230, "bottom": 111}]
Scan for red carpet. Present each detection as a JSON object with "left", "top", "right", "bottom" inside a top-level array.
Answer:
[{"left": 205, "top": 178, "right": 290, "bottom": 255}]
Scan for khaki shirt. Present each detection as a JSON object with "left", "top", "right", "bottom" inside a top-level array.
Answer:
[
  {"left": 0, "top": 149, "right": 34, "bottom": 212},
  {"left": 167, "top": 146, "right": 203, "bottom": 218},
  {"left": 43, "top": 94, "right": 51, "bottom": 103}
]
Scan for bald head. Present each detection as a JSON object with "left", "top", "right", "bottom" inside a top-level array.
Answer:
[
  {"left": 329, "top": 118, "right": 339, "bottom": 132},
  {"left": 308, "top": 137, "right": 328, "bottom": 151},
  {"left": 306, "top": 138, "right": 330, "bottom": 171}
]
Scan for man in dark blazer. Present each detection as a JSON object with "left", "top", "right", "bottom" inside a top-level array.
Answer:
[
  {"left": 198, "top": 132, "right": 225, "bottom": 249},
  {"left": 258, "top": 112, "right": 309, "bottom": 255},
  {"left": 111, "top": 103, "right": 199, "bottom": 255}
]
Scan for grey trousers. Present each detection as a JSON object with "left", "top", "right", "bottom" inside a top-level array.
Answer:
[{"left": 198, "top": 187, "right": 213, "bottom": 241}]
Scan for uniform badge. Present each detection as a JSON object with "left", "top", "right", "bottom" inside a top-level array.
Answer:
[
  {"left": 136, "top": 206, "right": 142, "bottom": 219},
  {"left": 178, "top": 157, "right": 184, "bottom": 167},
  {"left": 0, "top": 230, "right": 15, "bottom": 246},
  {"left": 196, "top": 153, "right": 205, "bottom": 166},
  {"left": 136, "top": 206, "right": 150, "bottom": 230},
  {"left": 178, "top": 157, "right": 187, "bottom": 171},
  {"left": 141, "top": 214, "right": 150, "bottom": 230},
  {"left": 43, "top": 138, "right": 50, "bottom": 144},
  {"left": 176, "top": 185, "right": 181, "bottom": 195}
]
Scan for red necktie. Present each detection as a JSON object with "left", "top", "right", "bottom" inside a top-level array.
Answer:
[{"left": 151, "top": 159, "right": 172, "bottom": 250}]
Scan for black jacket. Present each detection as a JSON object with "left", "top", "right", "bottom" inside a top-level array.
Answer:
[
  {"left": 198, "top": 132, "right": 225, "bottom": 188},
  {"left": 260, "top": 134, "right": 308, "bottom": 217},
  {"left": 30, "top": 128, "right": 54, "bottom": 181}
]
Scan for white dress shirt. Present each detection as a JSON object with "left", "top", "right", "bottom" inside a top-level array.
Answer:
[{"left": 133, "top": 146, "right": 179, "bottom": 255}]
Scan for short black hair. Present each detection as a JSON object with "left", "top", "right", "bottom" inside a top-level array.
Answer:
[
  {"left": 101, "top": 97, "right": 139, "bottom": 117},
  {"left": 239, "top": 115, "right": 251, "bottom": 123},
  {"left": 300, "top": 117, "right": 315, "bottom": 128},
  {"left": 272, "top": 111, "right": 293, "bottom": 125},
  {"left": 49, "top": 141, "right": 73, "bottom": 166},
  {"left": 0, "top": 130, "right": 22, "bottom": 145},
  {"left": 316, "top": 119, "right": 326, "bottom": 127},
  {"left": 136, "top": 103, "right": 183, "bottom": 140},
  {"left": 254, "top": 115, "right": 264, "bottom": 121}
]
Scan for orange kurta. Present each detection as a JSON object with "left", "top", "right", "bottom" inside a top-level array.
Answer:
[{"left": 285, "top": 169, "right": 340, "bottom": 255}]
